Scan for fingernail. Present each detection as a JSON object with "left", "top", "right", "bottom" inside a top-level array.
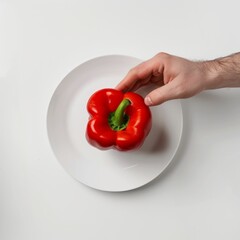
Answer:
[{"left": 144, "top": 96, "right": 153, "bottom": 106}]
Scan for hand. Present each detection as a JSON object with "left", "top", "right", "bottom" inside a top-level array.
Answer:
[
  {"left": 116, "top": 52, "right": 240, "bottom": 106},
  {"left": 116, "top": 52, "right": 208, "bottom": 106}
]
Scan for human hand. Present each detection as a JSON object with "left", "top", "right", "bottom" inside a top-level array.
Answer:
[{"left": 116, "top": 53, "right": 208, "bottom": 106}]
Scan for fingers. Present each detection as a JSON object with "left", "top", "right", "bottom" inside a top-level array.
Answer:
[
  {"left": 115, "top": 64, "right": 147, "bottom": 92},
  {"left": 115, "top": 56, "right": 164, "bottom": 92},
  {"left": 116, "top": 52, "right": 184, "bottom": 106}
]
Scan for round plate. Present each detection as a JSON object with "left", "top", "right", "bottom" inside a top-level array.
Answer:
[{"left": 47, "top": 55, "right": 183, "bottom": 192}]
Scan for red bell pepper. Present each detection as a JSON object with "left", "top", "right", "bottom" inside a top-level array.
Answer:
[{"left": 86, "top": 88, "right": 152, "bottom": 151}]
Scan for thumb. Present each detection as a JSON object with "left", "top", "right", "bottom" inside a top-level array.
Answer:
[{"left": 144, "top": 83, "right": 178, "bottom": 106}]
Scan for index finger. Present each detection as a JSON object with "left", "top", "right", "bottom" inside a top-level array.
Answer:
[
  {"left": 115, "top": 56, "right": 163, "bottom": 92},
  {"left": 115, "top": 67, "right": 139, "bottom": 92}
]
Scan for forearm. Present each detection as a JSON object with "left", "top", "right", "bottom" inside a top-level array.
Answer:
[{"left": 203, "top": 52, "right": 240, "bottom": 90}]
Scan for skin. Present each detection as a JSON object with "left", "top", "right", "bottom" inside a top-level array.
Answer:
[{"left": 115, "top": 52, "right": 240, "bottom": 106}]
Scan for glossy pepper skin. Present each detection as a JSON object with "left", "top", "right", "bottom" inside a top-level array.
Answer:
[{"left": 86, "top": 88, "right": 152, "bottom": 151}]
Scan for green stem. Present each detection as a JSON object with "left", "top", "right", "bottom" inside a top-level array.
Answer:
[{"left": 108, "top": 99, "right": 131, "bottom": 131}]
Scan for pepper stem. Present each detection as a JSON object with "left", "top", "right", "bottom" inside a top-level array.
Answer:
[{"left": 108, "top": 99, "right": 131, "bottom": 131}]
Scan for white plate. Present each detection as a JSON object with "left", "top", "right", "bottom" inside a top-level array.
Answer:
[{"left": 47, "top": 55, "right": 183, "bottom": 192}]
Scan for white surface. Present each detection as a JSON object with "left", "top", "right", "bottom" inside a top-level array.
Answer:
[
  {"left": 1, "top": 0, "right": 240, "bottom": 239},
  {"left": 47, "top": 55, "right": 183, "bottom": 191}
]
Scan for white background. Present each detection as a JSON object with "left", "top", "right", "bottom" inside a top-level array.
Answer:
[{"left": 1, "top": 0, "right": 240, "bottom": 239}]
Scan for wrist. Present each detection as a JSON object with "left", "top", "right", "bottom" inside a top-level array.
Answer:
[{"left": 202, "top": 53, "right": 240, "bottom": 90}]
